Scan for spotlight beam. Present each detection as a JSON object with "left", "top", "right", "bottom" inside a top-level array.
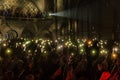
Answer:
[{"left": 49, "top": 8, "right": 85, "bottom": 20}]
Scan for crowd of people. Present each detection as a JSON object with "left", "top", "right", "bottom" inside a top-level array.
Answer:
[{"left": 0, "top": 38, "right": 120, "bottom": 80}]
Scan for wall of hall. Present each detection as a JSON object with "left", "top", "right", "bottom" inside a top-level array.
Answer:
[{"left": 76, "top": 0, "right": 120, "bottom": 40}]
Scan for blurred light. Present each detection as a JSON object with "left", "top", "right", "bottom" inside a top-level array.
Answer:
[
  {"left": 35, "top": 40, "right": 38, "bottom": 43},
  {"left": 2, "top": 43, "right": 7, "bottom": 47},
  {"left": 87, "top": 40, "right": 92, "bottom": 47},
  {"left": 35, "top": 49, "right": 37, "bottom": 53},
  {"left": 25, "top": 41, "right": 31, "bottom": 45},
  {"left": 22, "top": 44, "right": 26, "bottom": 47},
  {"left": 113, "top": 47, "right": 118, "bottom": 52},
  {"left": 55, "top": 40, "right": 58, "bottom": 43},
  {"left": 28, "top": 50, "right": 31, "bottom": 53},
  {"left": 20, "top": 37, "right": 23, "bottom": 40},
  {"left": 19, "top": 42, "right": 22, "bottom": 45},
  {"left": 80, "top": 48, "right": 85, "bottom": 54},
  {"left": 91, "top": 49, "right": 97, "bottom": 56},
  {"left": 111, "top": 53, "right": 118, "bottom": 59},
  {"left": 100, "top": 49, "right": 108, "bottom": 55},
  {"left": 44, "top": 51, "right": 47, "bottom": 54},
  {"left": 32, "top": 39, "right": 34, "bottom": 42},
  {"left": 5, "top": 48, "right": 12, "bottom": 55},
  {"left": 82, "top": 38, "right": 87, "bottom": 43},
  {"left": 71, "top": 53, "right": 74, "bottom": 56},
  {"left": 79, "top": 43, "right": 84, "bottom": 47},
  {"left": 57, "top": 45, "right": 63, "bottom": 50},
  {"left": 92, "top": 37, "right": 97, "bottom": 41},
  {"left": 62, "top": 39, "right": 64, "bottom": 42},
  {"left": 49, "top": 13, "right": 53, "bottom": 16},
  {"left": 104, "top": 40, "right": 107, "bottom": 44}
]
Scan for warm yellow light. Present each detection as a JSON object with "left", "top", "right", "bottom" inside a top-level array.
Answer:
[
  {"left": 79, "top": 43, "right": 84, "bottom": 47},
  {"left": 92, "top": 50, "right": 96, "bottom": 54},
  {"left": 22, "top": 44, "right": 26, "bottom": 47},
  {"left": 5, "top": 48, "right": 12, "bottom": 55},
  {"left": 7, "top": 49, "right": 11, "bottom": 53},
  {"left": 111, "top": 53, "right": 118, "bottom": 59},
  {"left": 35, "top": 40, "right": 38, "bottom": 43},
  {"left": 3, "top": 43, "right": 7, "bottom": 47},
  {"left": 113, "top": 47, "right": 118, "bottom": 52},
  {"left": 87, "top": 40, "right": 92, "bottom": 47},
  {"left": 100, "top": 49, "right": 108, "bottom": 55},
  {"left": 91, "top": 49, "right": 97, "bottom": 56}
]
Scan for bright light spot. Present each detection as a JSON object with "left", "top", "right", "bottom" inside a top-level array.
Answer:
[
  {"left": 111, "top": 53, "right": 117, "bottom": 59},
  {"left": 25, "top": 41, "right": 31, "bottom": 45},
  {"left": 55, "top": 40, "right": 58, "bottom": 43},
  {"left": 19, "top": 42, "right": 21, "bottom": 45},
  {"left": 80, "top": 48, "right": 85, "bottom": 54},
  {"left": 62, "top": 39, "right": 64, "bottom": 42},
  {"left": 113, "top": 47, "right": 118, "bottom": 52},
  {"left": 57, "top": 45, "right": 63, "bottom": 50},
  {"left": 3, "top": 43, "right": 7, "bottom": 47},
  {"left": 44, "top": 51, "right": 47, "bottom": 54},
  {"left": 87, "top": 40, "right": 92, "bottom": 47},
  {"left": 104, "top": 41, "right": 107, "bottom": 44},
  {"left": 20, "top": 37, "right": 23, "bottom": 40},
  {"left": 100, "top": 49, "right": 108, "bottom": 55},
  {"left": 28, "top": 50, "right": 31, "bottom": 53},
  {"left": 92, "top": 37, "right": 97, "bottom": 41},
  {"left": 79, "top": 43, "right": 84, "bottom": 47},
  {"left": 49, "top": 13, "right": 52, "bottom": 16},
  {"left": 71, "top": 53, "right": 74, "bottom": 56},
  {"left": 92, "top": 50, "right": 96, "bottom": 54},
  {"left": 91, "top": 49, "right": 97, "bottom": 56},
  {"left": 35, "top": 40, "right": 38, "bottom": 43},
  {"left": 22, "top": 44, "right": 26, "bottom": 47},
  {"left": 35, "top": 50, "right": 37, "bottom": 52},
  {"left": 5, "top": 48, "right": 12, "bottom": 55}
]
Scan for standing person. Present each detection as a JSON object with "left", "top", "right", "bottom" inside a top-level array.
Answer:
[
  {"left": 18, "top": 60, "right": 35, "bottom": 80},
  {"left": 51, "top": 53, "right": 74, "bottom": 80},
  {"left": 74, "top": 56, "right": 88, "bottom": 80},
  {"left": 109, "top": 58, "right": 120, "bottom": 80},
  {"left": 99, "top": 60, "right": 110, "bottom": 80}
]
